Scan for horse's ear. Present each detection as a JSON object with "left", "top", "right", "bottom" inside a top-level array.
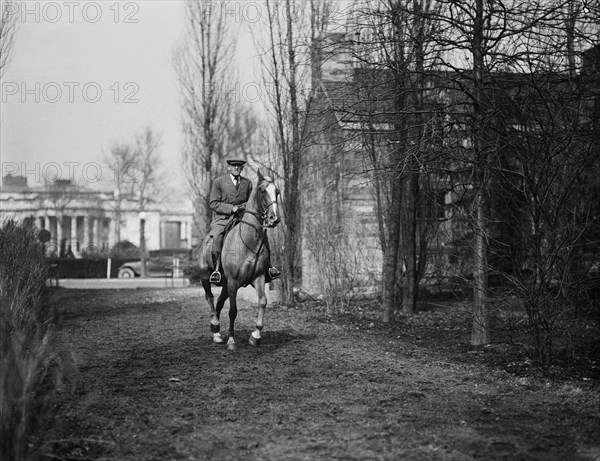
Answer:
[{"left": 257, "top": 169, "right": 264, "bottom": 182}]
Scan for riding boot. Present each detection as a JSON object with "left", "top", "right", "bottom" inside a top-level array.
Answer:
[
  {"left": 263, "top": 237, "right": 280, "bottom": 283},
  {"left": 269, "top": 266, "right": 281, "bottom": 280},
  {"left": 209, "top": 251, "right": 222, "bottom": 284},
  {"left": 265, "top": 264, "right": 281, "bottom": 283}
]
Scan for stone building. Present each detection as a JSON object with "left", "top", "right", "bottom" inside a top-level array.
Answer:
[
  {"left": 300, "top": 69, "right": 454, "bottom": 295},
  {"left": 300, "top": 34, "right": 388, "bottom": 295},
  {"left": 300, "top": 33, "right": 599, "bottom": 296},
  {"left": 0, "top": 174, "right": 194, "bottom": 257}
]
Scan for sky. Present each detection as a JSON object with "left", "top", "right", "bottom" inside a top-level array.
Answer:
[{"left": 0, "top": 0, "right": 260, "bottom": 192}]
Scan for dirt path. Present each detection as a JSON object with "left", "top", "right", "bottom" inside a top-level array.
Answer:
[{"left": 48, "top": 288, "right": 600, "bottom": 460}]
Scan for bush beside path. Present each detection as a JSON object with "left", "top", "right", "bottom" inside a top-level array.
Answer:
[{"left": 47, "top": 288, "right": 600, "bottom": 460}]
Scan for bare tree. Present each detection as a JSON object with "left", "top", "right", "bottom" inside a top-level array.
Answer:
[
  {"left": 346, "top": 0, "right": 445, "bottom": 322},
  {"left": 133, "top": 127, "right": 163, "bottom": 213},
  {"left": 499, "top": 80, "right": 599, "bottom": 364},
  {"left": 227, "top": 103, "right": 264, "bottom": 162},
  {"left": 423, "top": 0, "right": 530, "bottom": 344},
  {"left": 102, "top": 128, "right": 163, "bottom": 252},
  {"left": 254, "top": 0, "right": 333, "bottom": 304},
  {"left": 174, "top": 0, "right": 236, "bottom": 235},
  {"left": 133, "top": 127, "right": 163, "bottom": 276},
  {"left": 424, "top": 0, "right": 600, "bottom": 346},
  {"left": 484, "top": 1, "right": 600, "bottom": 363},
  {"left": 0, "top": 0, "right": 17, "bottom": 78},
  {"left": 104, "top": 142, "right": 138, "bottom": 245},
  {"left": 106, "top": 143, "right": 138, "bottom": 197}
]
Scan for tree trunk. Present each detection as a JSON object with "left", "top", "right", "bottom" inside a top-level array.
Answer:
[
  {"left": 471, "top": 184, "right": 490, "bottom": 344},
  {"left": 470, "top": 0, "right": 490, "bottom": 345},
  {"left": 382, "top": 177, "right": 402, "bottom": 324},
  {"left": 282, "top": 0, "right": 302, "bottom": 305},
  {"left": 401, "top": 164, "right": 419, "bottom": 314}
]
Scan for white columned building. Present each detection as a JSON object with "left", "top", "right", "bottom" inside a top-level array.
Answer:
[{"left": 1, "top": 175, "right": 196, "bottom": 257}]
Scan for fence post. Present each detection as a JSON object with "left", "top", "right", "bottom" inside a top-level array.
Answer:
[{"left": 107, "top": 258, "right": 112, "bottom": 279}]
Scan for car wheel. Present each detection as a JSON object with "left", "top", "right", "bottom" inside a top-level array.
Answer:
[{"left": 118, "top": 268, "right": 136, "bottom": 279}]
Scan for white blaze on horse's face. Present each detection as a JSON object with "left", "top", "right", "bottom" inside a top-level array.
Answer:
[{"left": 264, "top": 182, "right": 280, "bottom": 227}]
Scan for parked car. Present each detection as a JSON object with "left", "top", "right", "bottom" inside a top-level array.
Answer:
[{"left": 117, "top": 248, "right": 193, "bottom": 278}]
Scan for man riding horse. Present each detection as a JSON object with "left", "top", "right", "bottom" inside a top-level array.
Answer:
[{"left": 208, "top": 158, "right": 281, "bottom": 284}]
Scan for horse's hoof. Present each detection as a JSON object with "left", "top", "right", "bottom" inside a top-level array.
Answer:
[
  {"left": 249, "top": 335, "right": 261, "bottom": 347},
  {"left": 213, "top": 333, "right": 224, "bottom": 344},
  {"left": 227, "top": 342, "right": 237, "bottom": 351}
]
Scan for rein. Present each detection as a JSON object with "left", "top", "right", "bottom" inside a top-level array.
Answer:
[
  {"left": 243, "top": 199, "right": 277, "bottom": 228},
  {"left": 238, "top": 210, "right": 267, "bottom": 234},
  {"left": 238, "top": 183, "right": 277, "bottom": 230},
  {"left": 234, "top": 184, "right": 276, "bottom": 256}
]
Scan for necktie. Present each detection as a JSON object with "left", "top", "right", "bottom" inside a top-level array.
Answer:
[{"left": 234, "top": 178, "right": 239, "bottom": 189}]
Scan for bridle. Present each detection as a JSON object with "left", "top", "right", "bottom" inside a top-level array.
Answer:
[
  {"left": 239, "top": 181, "right": 278, "bottom": 231},
  {"left": 257, "top": 199, "right": 278, "bottom": 225},
  {"left": 236, "top": 181, "right": 278, "bottom": 256}
]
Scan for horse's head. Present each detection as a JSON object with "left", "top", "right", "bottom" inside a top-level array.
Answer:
[{"left": 256, "top": 169, "right": 280, "bottom": 228}]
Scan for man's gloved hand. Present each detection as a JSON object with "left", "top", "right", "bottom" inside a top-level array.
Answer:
[{"left": 232, "top": 204, "right": 245, "bottom": 215}]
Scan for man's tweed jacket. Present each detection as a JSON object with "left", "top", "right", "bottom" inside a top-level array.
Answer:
[{"left": 208, "top": 174, "right": 253, "bottom": 237}]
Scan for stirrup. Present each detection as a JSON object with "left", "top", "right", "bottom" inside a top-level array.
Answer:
[
  {"left": 268, "top": 267, "right": 281, "bottom": 280},
  {"left": 209, "top": 271, "right": 221, "bottom": 284}
]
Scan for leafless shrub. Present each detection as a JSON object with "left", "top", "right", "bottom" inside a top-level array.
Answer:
[
  {"left": 304, "top": 214, "right": 377, "bottom": 314},
  {"left": 0, "top": 220, "right": 66, "bottom": 460}
]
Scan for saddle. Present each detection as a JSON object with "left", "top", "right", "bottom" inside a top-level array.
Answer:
[
  {"left": 223, "top": 211, "right": 244, "bottom": 235},
  {"left": 205, "top": 212, "right": 245, "bottom": 267},
  {"left": 206, "top": 212, "right": 245, "bottom": 285}
]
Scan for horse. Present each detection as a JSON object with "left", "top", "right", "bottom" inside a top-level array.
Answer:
[{"left": 195, "top": 170, "right": 281, "bottom": 351}]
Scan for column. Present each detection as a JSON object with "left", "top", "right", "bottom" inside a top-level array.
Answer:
[
  {"left": 83, "top": 215, "right": 91, "bottom": 254},
  {"left": 186, "top": 217, "right": 193, "bottom": 247},
  {"left": 182, "top": 220, "right": 189, "bottom": 248},
  {"left": 71, "top": 215, "right": 79, "bottom": 257},
  {"left": 91, "top": 217, "right": 98, "bottom": 250},
  {"left": 56, "top": 214, "right": 63, "bottom": 256},
  {"left": 70, "top": 215, "right": 76, "bottom": 242}
]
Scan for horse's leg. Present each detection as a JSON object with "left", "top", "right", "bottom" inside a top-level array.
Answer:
[
  {"left": 213, "top": 283, "right": 229, "bottom": 344},
  {"left": 202, "top": 279, "right": 225, "bottom": 344},
  {"left": 226, "top": 280, "right": 239, "bottom": 351},
  {"left": 249, "top": 276, "right": 267, "bottom": 347}
]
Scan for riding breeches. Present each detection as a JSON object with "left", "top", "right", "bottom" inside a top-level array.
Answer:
[{"left": 211, "top": 231, "right": 225, "bottom": 254}]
